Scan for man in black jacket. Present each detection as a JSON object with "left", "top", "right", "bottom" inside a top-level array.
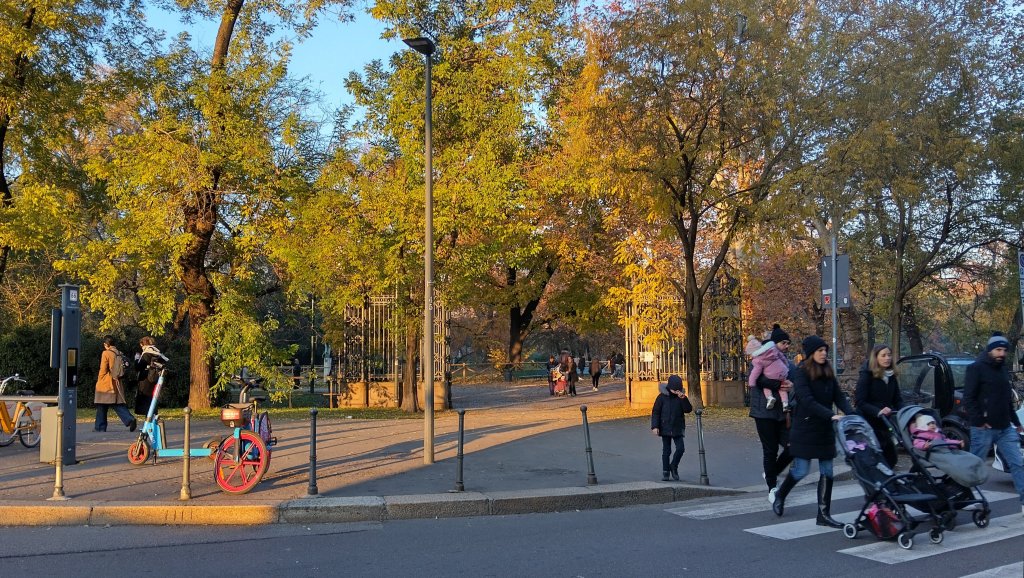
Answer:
[
  {"left": 651, "top": 375, "right": 694, "bottom": 481},
  {"left": 964, "top": 332, "right": 1024, "bottom": 515}
]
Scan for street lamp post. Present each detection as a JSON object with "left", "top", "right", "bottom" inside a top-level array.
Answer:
[{"left": 404, "top": 36, "right": 436, "bottom": 465}]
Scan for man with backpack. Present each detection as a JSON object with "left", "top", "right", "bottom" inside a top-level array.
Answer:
[{"left": 94, "top": 336, "right": 137, "bottom": 432}]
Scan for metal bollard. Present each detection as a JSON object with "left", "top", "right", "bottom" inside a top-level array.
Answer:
[
  {"left": 180, "top": 407, "right": 192, "bottom": 500},
  {"left": 580, "top": 405, "right": 598, "bottom": 485},
  {"left": 695, "top": 408, "right": 710, "bottom": 486},
  {"left": 307, "top": 407, "right": 319, "bottom": 496},
  {"left": 49, "top": 409, "right": 68, "bottom": 501},
  {"left": 454, "top": 409, "right": 466, "bottom": 492}
]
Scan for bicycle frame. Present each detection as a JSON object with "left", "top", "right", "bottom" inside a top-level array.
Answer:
[{"left": 0, "top": 377, "right": 31, "bottom": 434}]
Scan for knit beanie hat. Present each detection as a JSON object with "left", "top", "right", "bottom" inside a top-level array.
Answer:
[
  {"left": 770, "top": 324, "right": 791, "bottom": 344},
  {"left": 666, "top": 374, "right": 684, "bottom": 392},
  {"left": 802, "top": 335, "right": 828, "bottom": 358},
  {"left": 986, "top": 332, "right": 1010, "bottom": 352},
  {"left": 914, "top": 414, "right": 936, "bottom": 430}
]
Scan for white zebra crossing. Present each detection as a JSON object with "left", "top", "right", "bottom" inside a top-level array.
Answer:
[
  {"left": 838, "top": 514, "right": 1024, "bottom": 564},
  {"left": 960, "top": 562, "right": 1024, "bottom": 578},
  {"left": 743, "top": 490, "right": 1019, "bottom": 540},
  {"left": 666, "top": 484, "right": 863, "bottom": 520}
]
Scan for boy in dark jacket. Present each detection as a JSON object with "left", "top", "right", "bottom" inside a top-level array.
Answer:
[{"left": 651, "top": 375, "right": 694, "bottom": 481}]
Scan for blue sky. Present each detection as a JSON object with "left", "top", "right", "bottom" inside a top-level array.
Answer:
[{"left": 146, "top": 4, "right": 396, "bottom": 114}]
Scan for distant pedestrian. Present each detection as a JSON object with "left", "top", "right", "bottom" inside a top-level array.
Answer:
[
  {"left": 94, "top": 336, "right": 137, "bottom": 432},
  {"left": 854, "top": 344, "right": 903, "bottom": 468},
  {"left": 749, "top": 324, "right": 795, "bottom": 503},
  {"left": 651, "top": 375, "right": 693, "bottom": 481},
  {"left": 546, "top": 355, "right": 558, "bottom": 396},
  {"left": 772, "top": 335, "right": 854, "bottom": 528},
  {"left": 291, "top": 357, "right": 302, "bottom": 390},
  {"left": 133, "top": 336, "right": 166, "bottom": 416},
  {"left": 590, "top": 357, "right": 603, "bottom": 391},
  {"left": 562, "top": 353, "right": 579, "bottom": 397},
  {"left": 964, "top": 332, "right": 1024, "bottom": 516}
]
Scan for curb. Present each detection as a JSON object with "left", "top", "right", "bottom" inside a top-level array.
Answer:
[{"left": 0, "top": 482, "right": 743, "bottom": 526}]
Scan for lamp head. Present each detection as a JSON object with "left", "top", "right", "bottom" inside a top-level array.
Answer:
[{"left": 403, "top": 37, "right": 436, "bottom": 56}]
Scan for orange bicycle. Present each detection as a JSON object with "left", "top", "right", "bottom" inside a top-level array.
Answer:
[{"left": 0, "top": 374, "right": 41, "bottom": 448}]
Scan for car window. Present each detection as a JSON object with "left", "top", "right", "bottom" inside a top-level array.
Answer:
[
  {"left": 897, "top": 358, "right": 936, "bottom": 406},
  {"left": 946, "top": 361, "right": 971, "bottom": 390}
]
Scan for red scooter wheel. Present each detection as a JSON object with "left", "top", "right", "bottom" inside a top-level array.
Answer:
[
  {"left": 128, "top": 439, "right": 150, "bottom": 465},
  {"left": 214, "top": 431, "right": 268, "bottom": 494}
]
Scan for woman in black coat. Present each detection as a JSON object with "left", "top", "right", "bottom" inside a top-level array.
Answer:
[
  {"left": 651, "top": 375, "right": 694, "bottom": 481},
  {"left": 854, "top": 344, "right": 903, "bottom": 468},
  {"left": 133, "top": 336, "right": 167, "bottom": 416},
  {"left": 772, "top": 336, "right": 854, "bottom": 528}
]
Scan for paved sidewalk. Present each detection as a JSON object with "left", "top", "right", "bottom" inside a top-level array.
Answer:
[{"left": 0, "top": 379, "right": 835, "bottom": 525}]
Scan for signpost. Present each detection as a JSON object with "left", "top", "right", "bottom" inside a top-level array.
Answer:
[{"left": 821, "top": 247, "right": 851, "bottom": 370}]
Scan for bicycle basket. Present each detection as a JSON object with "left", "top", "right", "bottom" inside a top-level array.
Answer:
[{"left": 220, "top": 404, "right": 252, "bottom": 428}]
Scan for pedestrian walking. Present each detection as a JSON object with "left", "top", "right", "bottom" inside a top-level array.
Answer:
[
  {"left": 546, "top": 355, "right": 558, "bottom": 396},
  {"left": 133, "top": 336, "right": 166, "bottom": 415},
  {"left": 963, "top": 332, "right": 1024, "bottom": 516},
  {"left": 772, "top": 335, "right": 854, "bottom": 528},
  {"left": 291, "top": 357, "right": 302, "bottom": 390},
  {"left": 854, "top": 344, "right": 903, "bottom": 468},
  {"left": 749, "top": 324, "right": 795, "bottom": 503},
  {"left": 561, "top": 352, "right": 579, "bottom": 397},
  {"left": 94, "top": 336, "right": 137, "bottom": 432},
  {"left": 590, "top": 356, "right": 603, "bottom": 391},
  {"left": 651, "top": 375, "right": 693, "bottom": 481}
]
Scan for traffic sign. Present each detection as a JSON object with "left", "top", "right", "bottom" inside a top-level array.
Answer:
[{"left": 821, "top": 254, "right": 850, "bottom": 309}]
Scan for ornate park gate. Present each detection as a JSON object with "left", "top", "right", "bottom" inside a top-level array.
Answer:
[
  {"left": 332, "top": 295, "right": 450, "bottom": 408},
  {"left": 623, "top": 276, "right": 744, "bottom": 409}
]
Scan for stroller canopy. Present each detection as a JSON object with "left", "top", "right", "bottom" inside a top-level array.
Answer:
[{"left": 835, "top": 415, "right": 882, "bottom": 454}]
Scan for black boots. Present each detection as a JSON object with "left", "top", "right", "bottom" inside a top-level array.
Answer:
[
  {"left": 815, "top": 476, "right": 843, "bottom": 528},
  {"left": 662, "top": 470, "right": 670, "bottom": 481},
  {"left": 772, "top": 473, "right": 798, "bottom": 516},
  {"left": 670, "top": 466, "right": 680, "bottom": 481}
]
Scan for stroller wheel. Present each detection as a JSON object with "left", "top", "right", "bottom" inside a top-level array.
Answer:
[
  {"left": 972, "top": 510, "right": 989, "bottom": 528},
  {"left": 842, "top": 523, "right": 858, "bottom": 539},
  {"left": 929, "top": 528, "right": 943, "bottom": 544},
  {"left": 897, "top": 532, "right": 914, "bottom": 550}
]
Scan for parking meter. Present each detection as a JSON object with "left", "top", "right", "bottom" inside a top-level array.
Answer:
[{"left": 46, "top": 284, "right": 80, "bottom": 465}]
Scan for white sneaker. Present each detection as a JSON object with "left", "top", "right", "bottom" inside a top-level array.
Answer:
[
  {"left": 768, "top": 487, "right": 777, "bottom": 504},
  {"left": 766, "top": 397, "right": 776, "bottom": 410}
]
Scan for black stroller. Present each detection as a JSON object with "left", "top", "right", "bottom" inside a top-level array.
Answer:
[
  {"left": 889, "top": 405, "right": 991, "bottom": 529},
  {"left": 836, "top": 415, "right": 946, "bottom": 549}
]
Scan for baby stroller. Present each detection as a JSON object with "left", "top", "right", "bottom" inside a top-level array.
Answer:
[
  {"left": 836, "top": 415, "right": 946, "bottom": 549},
  {"left": 889, "top": 406, "right": 991, "bottom": 529}
]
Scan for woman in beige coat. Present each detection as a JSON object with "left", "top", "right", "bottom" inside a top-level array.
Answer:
[{"left": 94, "top": 336, "right": 137, "bottom": 432}]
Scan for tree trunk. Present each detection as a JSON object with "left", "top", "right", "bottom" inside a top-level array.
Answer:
[
  {"left": 839, "top": 304, "right": 866, "bottom": 373},
  {"left": 506, "top": 263, "right": 554, "bottom": 368},
  {"left": 903, "top": 301, "right": 924, "bottom": 355},
  {"left": 683, "top": 308, "right": 704, "bottom": 409},
  {"left": 400, "top": 315, "right": 419, "bottom": 413},
  {"left": 888, "top": 289, "right": 906, "bottom": 358}
]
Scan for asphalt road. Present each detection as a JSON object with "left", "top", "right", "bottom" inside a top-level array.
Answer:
[{"left": 2, "top": 479, "right": 1021, "bottom": 577}]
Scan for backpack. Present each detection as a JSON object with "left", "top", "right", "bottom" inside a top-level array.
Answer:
[{"left": 110, "top": 350, "right": 130, "bottom": 381}]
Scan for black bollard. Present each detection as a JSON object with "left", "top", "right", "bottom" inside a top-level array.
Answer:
[
  {"left": 580, "top": 405, "right": 598, "bottom": 485},
  {"left": 454, "top": 409, "right": 466, "bottom": 492},
  {"left": 180, "top": 407, "right": 192, "bottom": 501},
  {"left": 48, "top": 409, "right": 68, "bottom": 501},
  {"left": 307, "top": 407, "right": 319, "bottom": 496},
  {"left": 695, "top": 408, "right": 710, "bottom": 486}
]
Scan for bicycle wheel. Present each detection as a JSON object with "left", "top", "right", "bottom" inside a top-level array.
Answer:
[
  {"left": 18, "top": 416, "right": 39, "bottom": 448},
  {"left": 214, "top": 431, "right": 268, "bottom": 494},
  {"left": 0, "top": 426, "right": 15, "bottom": 446}
]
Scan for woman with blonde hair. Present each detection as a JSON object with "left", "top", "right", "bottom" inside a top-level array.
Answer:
[{"left": 854, "top": 344, "right": 903, "bottom": 468}]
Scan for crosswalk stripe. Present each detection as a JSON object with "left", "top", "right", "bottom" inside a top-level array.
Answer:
[
  {"left": 744, "top": 491, "right": 1019, "bottom": 541},
  {"left": 667, "top": 484, "right": 864, "bottom": 520},
  {"left": 960, "top": 562, "right": 1024, "bottom": 578},
  {"left": 838, "top": 514, "right": 1024, "bottom": 564}
]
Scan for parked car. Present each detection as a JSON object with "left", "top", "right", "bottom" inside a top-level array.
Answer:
[{"left": 895, "top": 352, "right": 1023, "bottom": 447}]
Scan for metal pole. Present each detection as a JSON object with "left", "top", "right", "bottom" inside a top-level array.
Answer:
[
  {"left": 454, "top": 409, "right": 465, "bottom": 492},
  {"left": 310, "top": 295, "right": 316, "bottom": 395},
  {"left": 580, "top": 405, "right": 598, "bottom": 485},
  {"left": 695, "top": 409, "right": 710, "bottom": 486},
  {"left": 831, "top": 230, "right": 838, "bottom": 370},
  {"left": 423, "top": 50, "right": 435, "bottom": 465},
  {"left": 307, "top": 407, "right": 319, "bottom": 496},
  {"left": 180, "top": 407, "right": 192, "bottom": 500},
  {"left": 49, "top": 409, "right": 67, "bottom": 500}
]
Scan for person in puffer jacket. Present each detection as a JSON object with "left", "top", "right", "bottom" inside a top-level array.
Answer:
[{"left": 651, "top": 375, "right": 694, "bottom": 482}]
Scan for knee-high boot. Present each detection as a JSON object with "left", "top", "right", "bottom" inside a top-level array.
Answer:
[
  {"left": 815, "top": 476, "right": 842, "bottom": 528},
  {"left": 772, "top": 473, "right": 798, "bottom": 517}
]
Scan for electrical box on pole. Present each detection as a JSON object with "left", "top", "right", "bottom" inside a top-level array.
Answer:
[{"left": 820, "top": 254, "right": 851, "bottom": 309}]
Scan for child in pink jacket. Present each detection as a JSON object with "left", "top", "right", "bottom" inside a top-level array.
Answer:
[
  {"left": 910, "top": 414, "right": 963, "bottom": 451},
  {"left": 747, "top": 339, "right": 790, "bottom": 410}
]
